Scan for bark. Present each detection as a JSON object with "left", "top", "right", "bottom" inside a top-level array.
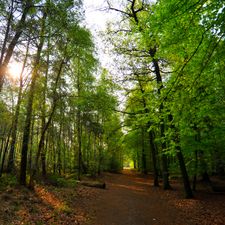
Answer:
[
  {"left": 7, "top": 39, "right": 30, "bottom": 173},
  {"left": 86, "top": 129, "right": 91, "bottom": 170},
  {"left": 77, "top": 103, "right": 82, "bottom": 179},
  {"left": 53, "top": 135, "right": 56, "bottom": 174},
  {"left": 136, "top": 73, "right": 159, "bottom": 186},
  {"left": 0, "top": 0, "right": 14, "bottom": 65},
  {"left": 150, "top": 50, "right": 171, "bottom": 190},
  {"left": 19, "top": 12, "right": 46, "bottom": 185},
  {"left": 192, "top": 150, "right": 198, "bottom": 191},
  {"left": 168, "top": 115, "right": 193, "bottom": 198},
  {"left": 29, "top": 60, "right": 64, "bottom": 188},
  {"left": 176, "top": 145, "right": 193, "bottom": 198},
  {"left": 77, "top": 58, "right": 83, "bottom": 180},
  {"left": 148, "top": 129, "right": 159, "bottom": 186},
  {"left": 41, "top": 147, "right": 47, "bottom": 177},
  {"left": 40, "top": 37, "right": 50, "bottom": 177},
  {"left": 57, "top": 122, "right": 62, "bottom": 175},
  {"left": 0, "top": 128, "right": 12, "bottom": 177},
  {"left": 98, "top": 134, "right": 103, "bottom": 175},
  {"left": 141, "top": 128, "right": 147, "bottom": 174},
  {"left": 0, "top": 128, "right": 7, "bottom": 162}
]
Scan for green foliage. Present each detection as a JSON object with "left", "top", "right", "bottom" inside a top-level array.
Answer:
[
  {"left": 0, "top": 174, "right": 18, "bottom": 190},
  {"left": 1, "top": 0, "right": 224, "bottom": 196},
  {"left": 47, "top": 174, "right": 77, "bottom": 188},
  {"left": 105, "top": 0, "right": 225, "bottom": 183}
]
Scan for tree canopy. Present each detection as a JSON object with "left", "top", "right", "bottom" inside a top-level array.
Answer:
[{"left": 0, "top": 0, "right": 225, "bottom": 200}]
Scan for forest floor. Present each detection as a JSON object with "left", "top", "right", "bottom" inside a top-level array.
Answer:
[{"left": 1, "top": 170, "right": 225, "bottom": 225}]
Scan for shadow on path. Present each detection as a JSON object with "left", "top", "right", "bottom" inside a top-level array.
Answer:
[{"left": 85, "top": 170, "right": 187, "bottom": 225}]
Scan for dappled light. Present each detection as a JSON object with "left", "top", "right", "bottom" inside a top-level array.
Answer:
[{"left": 35, "top": 186, "right": 66, "bottom": 211}]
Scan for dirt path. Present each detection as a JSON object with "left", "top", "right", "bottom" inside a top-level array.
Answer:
[
  {"left": 1, "top": 171, "right": 225, "bottom": 224},
  {"left": 84, "top": 171, "right": 184, "bottom": 225}
]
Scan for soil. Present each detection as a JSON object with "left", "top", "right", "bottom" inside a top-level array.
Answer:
[
  {"left": 1, "top": 170, "right": 225, "bottom": 225},
  {"left": 83, "top": 170, "right": 225, "bottom": 225}
]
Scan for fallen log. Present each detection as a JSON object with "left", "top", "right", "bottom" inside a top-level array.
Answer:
[{"left": 79, "top": 180, "right": 106, "bottom": 189}]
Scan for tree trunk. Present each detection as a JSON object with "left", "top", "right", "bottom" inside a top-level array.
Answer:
[
  {"left": 136, "top": 73, "right": 159, "bottom": 185},
  {"left": 0, "top": 0, "right": 14, "bottom": 65},
  {"left": 0, "top": 128, "right": 12, "bottom": 177},
  {"left": 7, "top": 39, "right": 30, "bottom": 173},
  {"left": 29, "top": 71, "right": 61, "bottom": 188},
  {"left": 148, "top": 129, "right": 159, "bottom": 186},
  {"left": 77, "top": 58, "right": 83, "bottom": 180},
  {"left": 150, "top": 52, "right": 171, "bottom": 190},
  {"left": 141, "top": 127, "right": 147, "bottom": 174},
  {"left": 19, "top": 12, "right": 46, "bottom": 185},
  {"left": 176, "top": 145, "right": 193, "bottom": 198},
  {"left": 192, "top": 150, "right": 198, "bottom": 191},
  {"left": 0, "top": 0, "right": 32, "bottom": 91},
  {"left": 168, "top": 114, "right": 193, "bottom": 198}
]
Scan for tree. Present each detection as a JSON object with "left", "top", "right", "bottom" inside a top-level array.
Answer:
[
  {"left": 0, "top": 0, "right": 32, "bottom": 91},
  {"left": 107, "top": 0, "right": 194, "bottom": 197}
]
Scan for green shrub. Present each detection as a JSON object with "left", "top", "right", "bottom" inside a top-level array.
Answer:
[
  {"left": 0, "top": 174, "right": 18, "bottom": 190},
  {"left": 47, "top": 174, "right": 77, "bottom": 188}
]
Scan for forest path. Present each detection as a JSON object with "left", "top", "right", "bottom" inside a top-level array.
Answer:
[{"left": 84, "top": 170, "right": 191, "bottom": 225}]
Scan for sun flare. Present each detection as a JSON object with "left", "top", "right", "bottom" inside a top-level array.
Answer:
[{"left": 8, "top": 62, "right": 23, "bottom": 80}]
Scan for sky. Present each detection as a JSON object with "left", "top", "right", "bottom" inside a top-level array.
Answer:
[
  {"left": 83, "top": 0, "right": 120, "bottom": 68},
  {"left": 83, "top": 0, "right": 109, "bottom": 30},
  {"left": 8, "top": 1, "right": 117, "bottom": 81},
  {"left": 82, "top": 0, "right": 129, "bottom": 107}
]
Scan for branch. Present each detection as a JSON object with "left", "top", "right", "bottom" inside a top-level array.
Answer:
[
  {"left": 106, "top": 0, "right": 132, "bottom": 17},
  {"left": 113, "top": 109, "right": 137, "bottom": 115}
]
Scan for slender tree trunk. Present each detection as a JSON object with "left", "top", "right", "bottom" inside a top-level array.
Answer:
[
  {"left": 19, "top": 12, "right": 46, "bottom": 185},
  {"left": 148, "top": 129, "right": 159, "bottom": 186},
  {"left": 41, "top": 142, "right": 47, "bottom": 177},
  {"left": 28, "top": 60, "right": 62, "bottom": 187},
  {"left": 141, "top": 127, "right": 147, "bottom": 174},
  {"left": 176, "top": 145, "right": 193, "bottom": 198},
  {"left": 0, "top": 0, "right": 32, "bottom": 91},
  {"left": 53, "top": 136, "right": 56, "bottom": 174},
  {"left": 63, "top": 133, "right": 66, "bottom": 174},
  {"left": 87, "top": 129, "right": 91, "bottom": 170},
  {"left": 0, "top": 128, "right": 7, "bottom": 162},
  {"left": 168, "top": 114, "right": 193, "bottom": 198},
  {"left": 58, "top": 125, "right": 62, "bottom": 175},
  {"left": 192, "top": 150, "right": 198, "bottom": 191},
  {"left": 0, "top": 0, "right": 14, "bottom": 65},
  {"left": 77, "top": 58, "right": 82, "bottom": 180},
  {"left": 0, "top": 139, "right": 4, "bottom": 161},
  {"left": 137, "top": 150, "right": 140, "bottom": 170},
  {"left": 98, "top": 134, "right": 103, "bottom": 175},
  {"left": 77, "top": 109, "right": 82, "bottom": 179},
  {"left": 136, "top": 73, "right": 159, "bottom": 185},
  {"left": 150, "top": 50, "right": 171, "bottom": 189},
  {"left": 0, "top": 128, "right": 12, "bottom": 177},
  {"left": 7, "top": 39, "right": 30, "bottom": 173},
  {"left": 40, "top": 37, "right": 50, "bottom": 177}
]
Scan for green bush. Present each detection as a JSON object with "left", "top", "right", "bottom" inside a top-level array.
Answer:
[
  {"left": 47, "top": 174, "right": 77, "bottom": 188},
  {"left": 0, "top": 174, "right": 18, "bottom": 190}
]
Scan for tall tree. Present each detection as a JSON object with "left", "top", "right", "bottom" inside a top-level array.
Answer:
[{"left": 0, "top": 0, "right": 32, "bottom": 91}]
